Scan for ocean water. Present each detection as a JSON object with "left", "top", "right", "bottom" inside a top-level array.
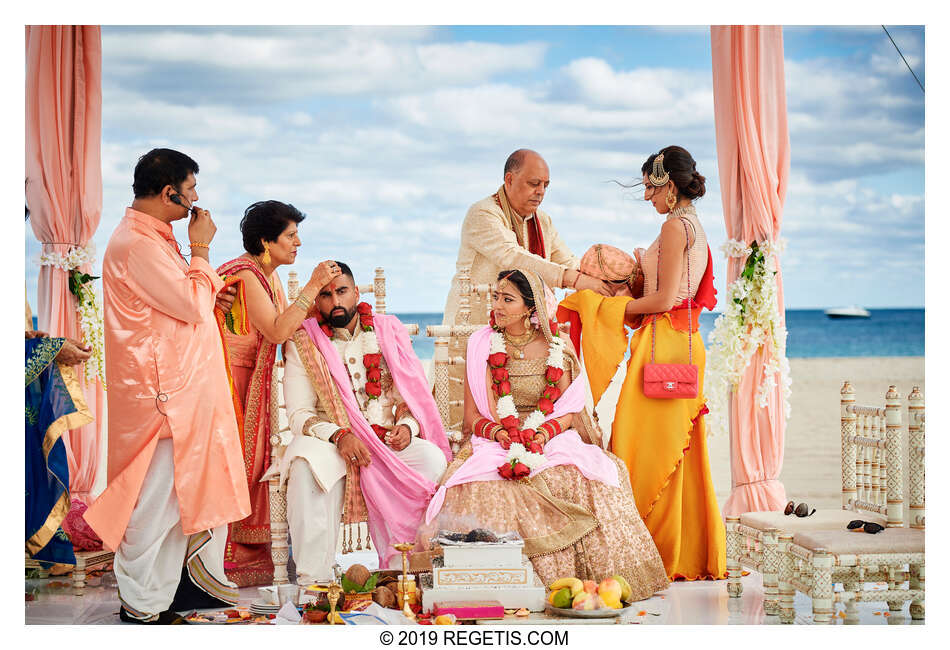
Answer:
[
  {"left": 36, "top": 308, "right": 921, "bottom": 362},
  {"left": 393, "top": 308, "right": 925, "bottom": 360}
]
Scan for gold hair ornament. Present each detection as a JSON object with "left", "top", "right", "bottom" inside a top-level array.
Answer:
[{"left": 648, "top": 153, "right": 670, "bottom": 187}]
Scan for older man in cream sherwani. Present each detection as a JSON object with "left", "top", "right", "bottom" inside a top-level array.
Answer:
[
  {"left": 442, "top": 149, "right": 614, "bottom": 324},
  {"left": 441, "top": 149, "right": 610, "bottom": 426}
]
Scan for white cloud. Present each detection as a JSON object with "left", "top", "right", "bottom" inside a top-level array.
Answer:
[
  {"left": 102, "top": 88, "right": 275, "bottom": 141},
  {"left": 25, "top": 26, "right": 924, "bottom": 314},
  {"left": 286, "top": 112, "right": 313, "bottom": 127},
  {"left": 101, "top": 27, "right": 549, "bottom": 102}
]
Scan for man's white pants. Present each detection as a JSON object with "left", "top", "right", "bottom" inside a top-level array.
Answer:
[
  {"left": 114, "top": 438, "right": 238, "bottom": 619},
  {"left": 287, "top": 436, "right": 447, "bottom": 584}
]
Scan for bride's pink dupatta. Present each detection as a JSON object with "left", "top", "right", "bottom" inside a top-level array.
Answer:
[{"left": 425, "top": 326, "right": 618, "bottom": 524}]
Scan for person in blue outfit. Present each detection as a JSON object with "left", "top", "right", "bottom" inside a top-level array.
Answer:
[{"left": 25, "top": 329, "right": 92, "bottom": 567}]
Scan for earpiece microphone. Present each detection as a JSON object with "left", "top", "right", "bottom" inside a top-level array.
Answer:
[{"left": 169, "top": 193, "right": 195, "bottom": 214}]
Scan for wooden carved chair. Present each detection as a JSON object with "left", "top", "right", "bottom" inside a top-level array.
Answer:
[
  {"left": 726, "top": 382, "right": 919, "bottom": 617},
  {"left": 777, "top": 386, "right": 924, "bottom": 623},
  {"left": 425, "top": 266, "right": 489, "bottom": 454},
  {"left": 266, "top": 268, "right": 419, "bottom": 584}
]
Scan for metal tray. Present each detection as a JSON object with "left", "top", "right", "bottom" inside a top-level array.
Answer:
[{"left": 544, "top": 602, "right": 632, "bottom": 618}]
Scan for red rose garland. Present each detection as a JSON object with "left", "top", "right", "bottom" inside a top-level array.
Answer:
[
  {"left": 488, "top": 328, "right": 566, "bottom": 480},
  {"left": 315, "top": 301, "right": 395, "bottom": 441}
]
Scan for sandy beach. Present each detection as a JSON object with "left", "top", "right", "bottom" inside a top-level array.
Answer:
[{"left": 595, "top": 356, "right": 925, "bottom": 512}]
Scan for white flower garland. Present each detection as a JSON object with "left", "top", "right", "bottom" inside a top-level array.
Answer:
[
  {"left": 37, "top": 242, "right": 97, "bottom": 271},
  {"left": 361, "top": 328, "right": 386, "bottom": 427},
  {"left": 36, "top": 243, "right": 106, "bottom": 386},
  {"left": 74, "top": 279, "right": 107, "bottom": 385},
  {"left": 505, "top": 443, "right": 547, "bottom": 471},
  {"left": 705, "top": 238, "right": 791, "bottom": 436}
]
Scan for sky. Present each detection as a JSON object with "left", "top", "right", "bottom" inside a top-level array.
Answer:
[{"left": 23, "top": 25, "right": 925, "bottom": 313}]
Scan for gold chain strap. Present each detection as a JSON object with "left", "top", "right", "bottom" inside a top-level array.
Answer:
[{"left": 650, "top": 217, "right": 693, "bottom": 364}]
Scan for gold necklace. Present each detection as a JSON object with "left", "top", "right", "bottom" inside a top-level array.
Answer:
[{"left": 503, "top": 329, "right": 537, "bottom": 359}]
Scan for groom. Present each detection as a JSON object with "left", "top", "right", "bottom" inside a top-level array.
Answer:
[{"left": 281, "top": 262, "right": 450, "bottom": 583}]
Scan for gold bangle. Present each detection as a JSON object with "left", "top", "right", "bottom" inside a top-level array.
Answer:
[
  {"left": 189, "top": 242, "right": 210, "bottom": 249},
  {"left": 293, "top": 293, "right": 314, "bottom": 311}
]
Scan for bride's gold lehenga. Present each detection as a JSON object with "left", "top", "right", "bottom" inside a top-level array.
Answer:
[{"left": 432, "top": 356, "right": 669, "bottom": 601}]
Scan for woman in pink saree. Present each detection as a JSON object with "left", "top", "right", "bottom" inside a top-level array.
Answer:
[
  {"left": 217, "top": 200, "right": 341, "bottom": 586},
  {"left": 423, "top": 270, "right": 668, "bottom": 600}
]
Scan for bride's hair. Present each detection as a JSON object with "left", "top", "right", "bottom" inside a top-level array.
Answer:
[
  {"left": 496, "top": 269, "right": 535, "bottom": 308},
  {"left": 640, "top": 145, "right": 706, "bottom": 200}
]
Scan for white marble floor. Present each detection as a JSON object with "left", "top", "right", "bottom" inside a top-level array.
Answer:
[{"left": 24, "top": 550, "right": 923, "bottom": 625}]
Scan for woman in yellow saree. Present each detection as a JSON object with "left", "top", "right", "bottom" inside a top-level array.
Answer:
[{"left": 559, "top": 146, "right": 725, "bottom": 581}]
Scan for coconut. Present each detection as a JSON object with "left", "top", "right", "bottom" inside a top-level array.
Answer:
[
  {"left": 372, "top": 585, "right": 397, "bottom": 608},
  {"left": 344, "top": 564, "right": 371, "bottom": 590}
]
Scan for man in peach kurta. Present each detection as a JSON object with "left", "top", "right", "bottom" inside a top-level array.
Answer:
[{"left": 84, "top": 149, "right": 250, "bottom": 624}]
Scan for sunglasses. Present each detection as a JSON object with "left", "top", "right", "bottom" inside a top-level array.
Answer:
[
  {"left": 847, "top": 520, "right": 884, "bottom": 534},
  {"left": 784, "top": 501, "right": 816, "bottom": 517}
]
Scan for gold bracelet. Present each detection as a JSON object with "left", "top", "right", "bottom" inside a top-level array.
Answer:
[
  {"left": 293, "top": 294, "right": 314, "bottom": 312},
  {"left": 189, "top": 241, "right": 210, "bottom": 249}
]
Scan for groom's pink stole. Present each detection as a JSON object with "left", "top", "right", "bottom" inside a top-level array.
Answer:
[{"left": 300, "top": 316, "right": 451, "bottom": 567}]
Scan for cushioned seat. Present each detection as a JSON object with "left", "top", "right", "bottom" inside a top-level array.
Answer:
[
  {"left": 739, "top": 509, "right": 885, "bottom": 533},
  {"left": 792, "top": 527, "right": 924, "bottom": 555}
]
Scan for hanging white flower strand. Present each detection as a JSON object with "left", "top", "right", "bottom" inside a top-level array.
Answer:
[
  {"left": 37, "top": 243, "right": 107, "bottom": 386},
  {"left": 705, "top": 238, "right": 791, "bottom": 437}
]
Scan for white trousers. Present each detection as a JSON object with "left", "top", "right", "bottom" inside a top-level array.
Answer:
[
  {"left": 287, "top": 436, "right": 447, "bottom": 584},
  {"left": 114, "top": 438, "right": 238, "bottom": 619}
]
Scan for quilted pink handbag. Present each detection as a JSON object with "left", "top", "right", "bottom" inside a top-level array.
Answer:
[{"left": 643, "top": 218, "right": 698, "bottom": 399}]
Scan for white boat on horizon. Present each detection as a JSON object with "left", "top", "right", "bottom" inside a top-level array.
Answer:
[{"left": 825, "top": 306, "right": 871, "bottom": 319}]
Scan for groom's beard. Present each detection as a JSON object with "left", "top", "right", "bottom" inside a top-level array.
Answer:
[{"left": 325, "top": 306, "right": 356, "bottom": 328}]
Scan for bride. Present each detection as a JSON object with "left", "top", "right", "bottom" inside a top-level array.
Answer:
[{"left": 423, "top": 269, "right": 668, "bottom": 601}]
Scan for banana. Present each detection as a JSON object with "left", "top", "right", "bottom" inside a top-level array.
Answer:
[{"left": 548, "top": 577, "right": 584, "bottom": 597}]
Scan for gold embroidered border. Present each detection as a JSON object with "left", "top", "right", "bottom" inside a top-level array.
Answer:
[
  {"left": 241, "top": 341, "right": 275, "bottom": 479},
  {"left": 25, "top": 492, "right": 69, "bottom": 557},
  {"left": 25, "top": 338, "right": 64, "bottom": 386},
  {"left": 302, "top": 416, "right": 324, "bottom": 437},
  {"left": 42, "top": 364, "right": 94, "bottom": 458},
  {"left": 291, "top": 330, "right": 351, "bottom": 430},
  {"left": 186, "top": 531, "right": 240, "bottom": 604},
  {"left": 521, "top": 474, "right": 600, "bottom": 558},
  {"left": 291, "top": 330, "right": 369, "bottom": 525},
  {"left": 27, "top": 364, "right": 94, "bottom": 557}
]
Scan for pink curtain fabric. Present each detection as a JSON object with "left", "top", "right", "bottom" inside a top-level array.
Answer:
[
  {"left": 711, "top": 26, "right": 791, "bottom": 515},
  {"left": 26, "top": 26, "right": 104, "bottom": 504}
]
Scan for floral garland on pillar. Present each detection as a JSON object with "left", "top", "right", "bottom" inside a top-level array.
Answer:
[
  {"left": 705, "top": 238, "right": 791, "bottom": 437},
  {"left": 488, "top": 329, "right": 565, "bottom": 479},
  {"left": 36, "top": 243, "right": 106, "bottom": 386}
]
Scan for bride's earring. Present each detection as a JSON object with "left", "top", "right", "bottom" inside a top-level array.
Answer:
[{"left": 524, "top": 312, "right": 533, "bottom": 330}]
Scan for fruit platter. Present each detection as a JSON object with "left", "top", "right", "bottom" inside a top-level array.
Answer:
[{"left": 544, "top": 576, "right": 634, "bottom": 618}]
